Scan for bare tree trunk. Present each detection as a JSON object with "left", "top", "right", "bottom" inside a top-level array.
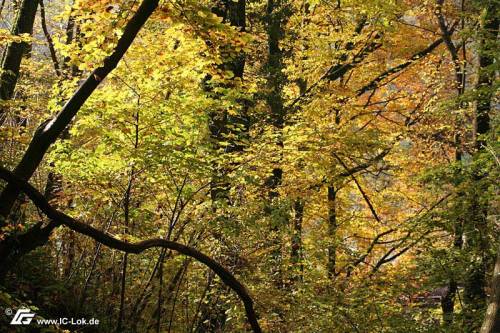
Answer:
[
  {"left": 156, "top": 254, "right": 164, "bottom": 333},
  {"left": 116, "top": 253, "right": 128, "bottom": 332},
  {"left": 39, "top": 0, "right": 60, "bottom": 75}
]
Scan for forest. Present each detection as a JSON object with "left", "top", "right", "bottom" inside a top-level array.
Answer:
[{"left": 0, "top": 0, "right": 498, "bottom": 332}]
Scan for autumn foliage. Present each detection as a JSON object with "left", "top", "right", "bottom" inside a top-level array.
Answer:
[{"left": 0, "top": 0, "right": 498, "bottom": 332}]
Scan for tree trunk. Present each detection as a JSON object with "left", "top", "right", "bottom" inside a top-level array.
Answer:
[
  {"left": 291, "top": 199, "right": 304, "bottom": 281},
  {"left": 462, "top": 4, "right": 498, "bottom": 330},
  {"left": 264, "top": 0, "right": 290, "bottom": 290},
  {"left": 327, "top": 186, "right": 338, "bottom": 279},
  {"left": 441, "top": 224, "right": 463, "bottom": 325},
  {"left": 463, "top": 2, "right": 498, "bottom": 322},
  {"left": 200, "top": 1, "right": 247, "bottom": 331},
  {"left": 208, "top": 0, "right": 247, "bottom": 205},
  {"left": 480, "top": 245, "right": 500, "bottom": 333},
  {"left": 0, "top": 0, "right": 39, "bottom": 124},
  {"left": 435, "top": 1, "right": 466, "bottom": 324}
]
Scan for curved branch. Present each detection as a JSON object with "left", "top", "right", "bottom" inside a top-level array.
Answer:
[{"left": 0, "top": 166, "right": 262, "bottom": 333}]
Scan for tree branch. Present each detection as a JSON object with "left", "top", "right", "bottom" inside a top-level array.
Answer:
[
  {"left": 356, "top": 30, "right": 456, "bottom": 97},
  {"left": 0, "top": 0, "right": 160, "bottom": 221},
  {"left": 0, "top": 166, "right": 262, "bottom": 333},
  {"left": 337, "top": 147, "right": 392, "bottom": 178},
  {"left": 39, "top": 0, "right": 60, "bottom": 76},
  {"left": 286, "top": 28, "right": 382, "bottom": 111},
  {"left": 333, "top": 152, "right": 382, "bottom": 223},
  {"left": 370, "top": 194, "right": 452, "bottom": 274},
  {"left": 337, "top": 228, "right": 396, "bottom": 276}
]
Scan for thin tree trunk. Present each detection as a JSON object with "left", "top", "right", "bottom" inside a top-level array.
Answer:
[
  {"left": 116, "top": 253, "right": 128, "bottom": 332},
  {"left": 327, "top": 186, "right": 338, "bottom": 279},
  {"left": 79, "top": 209, "right": 118, "bottom": 309},
  {"left": 441, "top": 226, "right": 463, "bottom": 325},
  {"left": 435, "top": 0, "right": 467, "bottom": 324},
  {"left": 39, "top": 0, "right": 60, "bottom": 76},
  {"left": 290, "top": 199, "right": 304, "bottom": 281},
  {"left": 290, "top": 77, "right": 307, "bottom": 284},
  {"left": 156, "top": 254, "right": 164, "bottom": 333},
  {"left": 117, "top": 106, "right": 139, "bottom": 332}
]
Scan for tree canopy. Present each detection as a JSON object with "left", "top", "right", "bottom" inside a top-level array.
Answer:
[{"left": 0, "top": 0, "right": 498, "bottom": 332}]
